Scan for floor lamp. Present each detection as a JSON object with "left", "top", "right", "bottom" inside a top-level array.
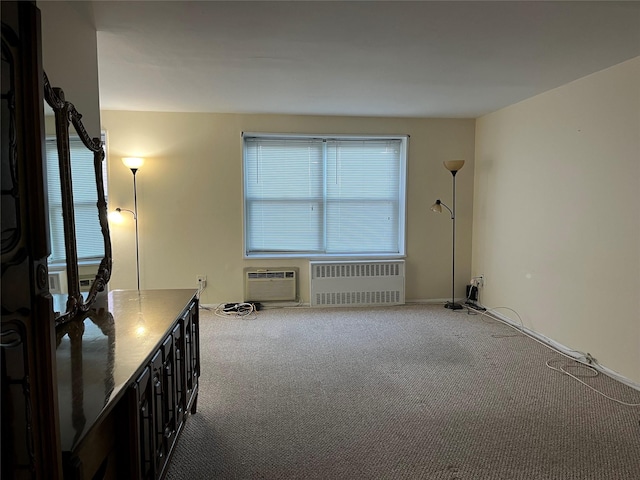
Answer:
[
  {"left": 431, "top": 159, "right": 465, "bottom": 310},
  {"left": 121, "top": 157, "right": 144, "bottom": 291}
]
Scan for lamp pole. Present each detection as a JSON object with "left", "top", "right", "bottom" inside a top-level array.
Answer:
[
  {"left": 447, "top": 168, "right": 461, "bottom": 309},
  {"left": 131, "top": 167, "right": 140, "bottom": 291},
  {"left": 432, "top": 160, "right": 465, "bottom": 310},
  {"left": 114, "top": 207, "right": 139, "bottom": 291},
  {"left": 122, "top": 157, "right": 144, "bottom": 291}
]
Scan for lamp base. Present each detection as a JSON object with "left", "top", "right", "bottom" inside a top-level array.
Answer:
[{"left": 444, "top": 302, "right": 464, "bottom": 310}]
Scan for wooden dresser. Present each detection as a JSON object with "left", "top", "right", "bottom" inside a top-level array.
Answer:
[{"left": 55, "top": 289, "right": 200, "bottom": 480}]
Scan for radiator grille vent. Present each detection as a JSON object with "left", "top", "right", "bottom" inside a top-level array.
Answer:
[
  {"left": 314, "top": 290, "right": 402, "bottom": 307},
  {"left": 310, "top": 260, "right": 405, "bottom": 307},
  {"left": 313, "top": 262, "right": 401, "bottom": 279}
]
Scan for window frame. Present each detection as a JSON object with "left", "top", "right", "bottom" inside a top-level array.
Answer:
[{"left": 242, "top": 132, "right": 408, "bottom": 260}]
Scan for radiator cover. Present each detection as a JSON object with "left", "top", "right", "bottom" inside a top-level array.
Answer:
[{"left": 310, "top": 260, "right": 405, "bottom": 307}]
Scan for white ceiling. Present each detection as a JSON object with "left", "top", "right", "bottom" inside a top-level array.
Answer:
[{"left": 92, "top": 1, "right": 640, "bottom": 118}]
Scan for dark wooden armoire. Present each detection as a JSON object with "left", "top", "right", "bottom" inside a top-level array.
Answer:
[{"left": 1, "top": 1, "right": 64, "bottom": 479}]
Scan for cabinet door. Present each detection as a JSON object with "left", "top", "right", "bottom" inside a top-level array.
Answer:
[
  {"left": 133, "top": 367, "right": 154, "bottom": 480},
  {"left": 172, "top": 322, "right": 185, "bottom": 431},
  {"left": 149, "top": 350, "right": 165, "bottom": 475},
  {"left": 190, "top": 301, "right": 200, "bottom": 413},
  {"left": 184, "top": 301, "right": 200, "bottom": 413},
  {"left": 183, "top": 309, "right": 194, "bottom": 410},
  {"left": 161, "top": 335, "right": 176, "bottom": 454}
]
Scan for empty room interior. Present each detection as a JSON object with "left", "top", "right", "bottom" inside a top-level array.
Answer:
[{"left": 3, "top": 1, "right": 640, "bottom": 479}]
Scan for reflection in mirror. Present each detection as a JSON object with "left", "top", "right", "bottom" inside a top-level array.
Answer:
[
  {"left": 56, "top": 307, "right": 115, "bottom": 447},
  {"left": 43, "top": 71, "right": 112, "bottom": 324},
  {"left": 45, "top": 128, "right": 108, "bottom": 291},
  {"left": 70, "top": 125, "right": 107, "bottom": 290}
]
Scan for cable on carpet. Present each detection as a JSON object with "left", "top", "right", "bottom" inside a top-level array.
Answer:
[
  {"left": 214, "top": 302, "right": 257, "bottom": 319},
  {"left": 467, "top": 304, "right": 640, "bottom": 407}
]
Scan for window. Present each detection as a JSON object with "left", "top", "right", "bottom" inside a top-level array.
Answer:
[
  {"left": 45, "top": 135, "right": 107, "bottom": 265},
  {"left": 243, "top": 133, "right": 407, "bottom": 258}
]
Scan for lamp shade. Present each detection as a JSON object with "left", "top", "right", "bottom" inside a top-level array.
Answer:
[
  {"left": 122, "top": 157, "right": 145, "bottom": 169},
  {"left": 430, "top": 201, "right": 442, "bottom": 213},
  {"left": 443, "top": 160, "right": 465, "bottom": 173}
]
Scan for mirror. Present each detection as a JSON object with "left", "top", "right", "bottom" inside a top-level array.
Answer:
[
  {"left": 69, "top": 122, "right": 106, "bottom": 286},
  {"left": 43, "top": 71, "right": 112, "bottom": 324}
]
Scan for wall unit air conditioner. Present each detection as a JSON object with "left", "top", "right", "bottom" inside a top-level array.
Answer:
[
  {"left": 79, "top": 274, "right": 95, "bottom": 292},
  {"left": 244, "top": 267, "right": 298, "bottom": 302},
  {"left": 48, "top": 270, "right": 68, "bottom": 295}
]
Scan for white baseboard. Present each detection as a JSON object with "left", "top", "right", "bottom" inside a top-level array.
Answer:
[{"left": 474, "top": 305, "right": 640, "bottom": 392}]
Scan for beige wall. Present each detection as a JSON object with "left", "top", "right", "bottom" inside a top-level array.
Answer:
[
  {"left": 100, "top": 112, "right": 476, "bottom": 305},
  {"left": 39, "top": 1, "right": 101, "bottom": 135},
  {"left": 473, "top": 57, "right": 640, "bottom": 384},
  {"left": 40, "top": 1, "right": 102, "bottom": 284}
]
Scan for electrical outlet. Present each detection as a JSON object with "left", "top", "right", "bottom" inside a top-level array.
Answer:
[
  {"left": 197, "top": 275, "right": 207, "bottom": 289},
  {"left": 478, "top": 275, "right": 484, "bottom": 287}
]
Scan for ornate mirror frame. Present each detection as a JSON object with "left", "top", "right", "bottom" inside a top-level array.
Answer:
[{"left": 43, "top": 72, "right": 112, "bottom": 325}]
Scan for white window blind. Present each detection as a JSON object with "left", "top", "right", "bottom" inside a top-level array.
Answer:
[
  {"left": 46, "top": 136, "right": 107, "bottom": 264},
  {"left": 243, "top": 134, "right": 407, "bottom": 258}
]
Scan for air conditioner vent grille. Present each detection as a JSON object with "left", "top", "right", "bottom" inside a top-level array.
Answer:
[
  {"left": 247, "top": 271, "right": 294, "bottom": 280},
  {"left": 244, "top": 267, "right": 298, "bottom": 302},
  {"left": 48, "top": 270, "right": 67, "bottom": 295}
]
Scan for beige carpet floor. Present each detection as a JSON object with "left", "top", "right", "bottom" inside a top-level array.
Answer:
[{"left": 166, "top": 304, "right": 640, "bottom": 479}]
